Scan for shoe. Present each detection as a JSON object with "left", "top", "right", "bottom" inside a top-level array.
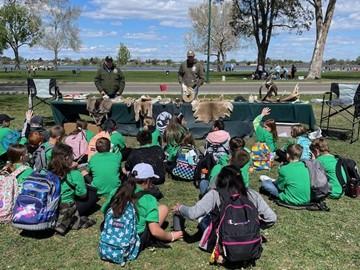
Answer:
[{"left": 259, "top": 175, "right": 274, "bottom": 182}]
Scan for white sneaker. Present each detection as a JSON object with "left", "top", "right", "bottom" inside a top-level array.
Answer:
[{"left": 259, "top": 175, "right": 275, "bottom": 182}]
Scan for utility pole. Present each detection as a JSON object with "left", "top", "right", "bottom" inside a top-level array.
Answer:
[{"left": 206, "top": 0, "right": 211, "bottom": 83}]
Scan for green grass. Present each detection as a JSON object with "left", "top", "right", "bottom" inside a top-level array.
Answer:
[
  {"left": 0, "top": 95, "right": 360, "bottom": 269},
  {"left": 0, "top": 70, "right": 359, "bottom": 83}
]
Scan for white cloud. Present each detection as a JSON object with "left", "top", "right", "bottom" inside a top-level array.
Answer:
[
  {"left": 124, "top": 32, "right": 164, "bottom": 40},
  {"left": 81, "top": 29, "right": 118, "bottom": 38},
  {"left": 85, "top": 0, "right": 201, "bottom": 28}
]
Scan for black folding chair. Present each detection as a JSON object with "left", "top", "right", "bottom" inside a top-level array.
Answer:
[
  {"left": 320, "top": 83, "right": 360, "bottom": 143},
  {"left": 27, "top": 78, "right": 61, "bottom": 110}
]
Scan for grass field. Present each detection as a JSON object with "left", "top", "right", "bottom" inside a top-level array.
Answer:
[
  {"left": 0, "top": 70, "right": 359, "bottom": 83},
  {"left": 0, "top": 95, "right": 360, "bottom": 269}
]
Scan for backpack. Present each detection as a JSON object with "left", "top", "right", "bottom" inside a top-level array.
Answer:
[
  {"left": 251, "top": 142, "right": 272, "bottom": 171},
  {"left": 193, "top": 154, "right": 217, "bottom": 188},
  {"left": 99, "top": 202, "right": 140, "bottom": 265},
  {"left": 172, "top": 144, "right": 201, "bottom": 181},
  {"left": 33, "top": 144, "right": 53, "bottom": 171},
  {"left": 12, "top": 170, "right": 61, "bottom": 230},
  {"left": 87, "top": 131, "right": 111, "bottom": 159},
  {"left": 1, "top": 130, "right": 20, "bottom": 151},
  {"left": 205, "top": 139, "right": 229, "bottom": 163},
  {"left": 335, "top": 156, "right": 360, "bottom": 198},
  {"left": 0, "top": 166, "right": 28, "bottom": 223},
  {"left": 303, "top": 160, "right": 330, "bottom": 202},
  {"left": 201, "top": 192, "right": 262, "bottom": 266},
  {"left": 64, "top": 131, "right": 88, "bottom": 160}
]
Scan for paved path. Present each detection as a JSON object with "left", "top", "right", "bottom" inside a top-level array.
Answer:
[{"left": 0, "top": 81, "right": 331, "bottom": 95}]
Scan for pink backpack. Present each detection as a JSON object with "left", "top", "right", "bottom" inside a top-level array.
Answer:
[
  {"left": 65, "top": 131, "right": 89, "bottom": 160},
  {"left": 0, "top": 165, "right": 28, "bottom": 223}
]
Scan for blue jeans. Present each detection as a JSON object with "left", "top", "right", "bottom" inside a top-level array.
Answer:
[
  {"left": 261, "top": 180, "right": 279, "bottom": 198},
  {"left": 199, "top": 179, "right": 210, "bottom": 196}
]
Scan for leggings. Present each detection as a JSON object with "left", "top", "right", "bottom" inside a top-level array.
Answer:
[{"left": 75, "top": 185, "right": 98, "bottom": 216}]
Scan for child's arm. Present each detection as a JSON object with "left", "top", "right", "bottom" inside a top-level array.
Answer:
[
  {"left": 253, "top": 107, "right": 271, "bottom": 130},
  {"left": 148, "top": 222, "right": 182, "bottom": 242}
]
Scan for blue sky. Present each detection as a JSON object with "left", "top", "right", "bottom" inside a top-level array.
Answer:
[{"left": 3, "top": 0, "right": 360, "bottom": 62}]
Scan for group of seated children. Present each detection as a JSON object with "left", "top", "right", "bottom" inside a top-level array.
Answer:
[{"left": 0, "top": 105, "right": 354, "bottom": 267}]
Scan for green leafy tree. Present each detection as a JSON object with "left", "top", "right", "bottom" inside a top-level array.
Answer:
[
  {"left": 231, "top": 0, "right": 313, "bottom": 69},
  {"left": 117, "top": 43, "right": 131, "bottom": 66},
  {"left": 0, "top": 2, "right": 42, "bottom": 69}
]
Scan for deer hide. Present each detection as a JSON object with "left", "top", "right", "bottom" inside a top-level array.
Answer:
[
  {"left": 133, "top": 98, "right": 153, "bottom": 122},
  {"left": 192, "top": 100, "right": 233, "bottom": 123}
]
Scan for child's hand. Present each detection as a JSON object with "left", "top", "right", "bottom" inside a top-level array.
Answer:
[
  {"left": 171, "top": 231, "right": 183, "bottom": 241},
  {"left": 172, "top": 203, "right": 181, "bottom": 214},
  {"left": 261, "top": 107, "right": 271, "bottom": 117},
  {"left": 25, "top": 110, "right": 33, "bottom": 122}
]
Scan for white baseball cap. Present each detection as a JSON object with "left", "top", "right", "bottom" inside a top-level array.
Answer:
[{"left": 132, "top": 163, "right": 159, "bottom": 180}]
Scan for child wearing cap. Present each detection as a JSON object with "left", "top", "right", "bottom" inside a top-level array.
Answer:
[{"left": 132, "top": 163, "right": 182, "bottom": 251}]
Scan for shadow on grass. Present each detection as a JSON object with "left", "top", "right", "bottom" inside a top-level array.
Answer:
[{"left": 20, "top": 229, "right": 55, "bottom": 239}]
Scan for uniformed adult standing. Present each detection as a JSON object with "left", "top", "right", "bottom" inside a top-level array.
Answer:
[
  {"left": 94, "top": 56, "right": 125, "bottom": 98},
  {"left": 178, "top": 50, "right": 205, "bottom": 102}
]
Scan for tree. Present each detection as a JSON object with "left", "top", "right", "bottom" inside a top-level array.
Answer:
[
  {"left": 117, "top": 43, "right": 130, "bottom": 66},
  {"left": 187, "top": 1, "right": 239, "bottom": 72},
  {"left": 0, "top": 2, "right": 41, "bottom": 69},
  {"left": 306, "top": 0, "right": 336, "bottom": 79},
  {"left": 40, "top": 0, "right": 81, "bottom": 69},
  {"left": 231, "top": 0, "right": 313, "bottom": 69}
]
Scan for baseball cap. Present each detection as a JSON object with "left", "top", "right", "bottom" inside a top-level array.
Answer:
[
  {"left": 30, "top": 115, "right": 44, "bottom": 127},
  {"left": 105, "top": 56, "right": 113, "bottom": 62},
  {"left": 187, "top": 50, "right": 195, "bottom": 57},
  {"left": 131, "top": 163, "right": 159, "bottom": 180},
  {"left": 0, "top": 114, "right": 15, "bottom": 123}
]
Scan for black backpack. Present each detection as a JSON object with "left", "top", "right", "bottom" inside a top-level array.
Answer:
[
  {"left": 214, "top": 192, "right": 262, "bottom": 266},
  {"left": 335, "top": 156, "right": 360, "bottom": 198}
]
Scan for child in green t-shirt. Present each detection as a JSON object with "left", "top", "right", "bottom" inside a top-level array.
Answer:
[
  {"left": 260, "top": 144, "right": 311, "bottom": 206},
  {"left": 253, "top": 107, "right": 278, "bottom": 152},
  {"left": 3, "top": 144, "right": 33, "bottom": 186},
  {"left": 131, "top": 163, "right": 183, "bottom": 251},
  {"left": 310, "top": 138, "right": 346, "bottom": 199},
  {"left": 89, "top": 137, "right": 122, "bottom": 198},
  {"left": 48, "top": 143, "right": 96, "bottom": 235},
  {"left": 143, "top": 116, "right": 162, "bottom": 146}
]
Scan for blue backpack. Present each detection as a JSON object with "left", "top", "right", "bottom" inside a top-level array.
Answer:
[
  {"left": 1, "top": 130, "right": 20, "bottom": 151},
  {"left": 12, "top": 170, "right": 61, "bottom": 231},
  {"left": 99, "top": 202, "right": 140, "bottom": 265}
]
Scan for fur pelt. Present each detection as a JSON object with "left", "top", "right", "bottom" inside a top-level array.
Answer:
[
  {"left": 133, "top": 95, "right": 153, "bottom": 121},
  {"left": 192, "top": 97, "right": 233, "bottom": 123}
]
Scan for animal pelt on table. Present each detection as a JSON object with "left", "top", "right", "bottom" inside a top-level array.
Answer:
[
  {"left": 86, "top": 97, "right": 113, "bottom": 125},
  {"left": 191, "top": 96, "right": 233, "bottom": 123},
  {"left": 133, "top": 95, "right": 153, "bottom": 121}
]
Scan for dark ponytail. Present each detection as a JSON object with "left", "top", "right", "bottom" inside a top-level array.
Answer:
[{"left": 111, "top": 179, "right": 136, "bottom": 218}]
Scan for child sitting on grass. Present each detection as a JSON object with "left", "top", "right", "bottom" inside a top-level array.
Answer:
[
  {"left": 71, "top": 119, "right": 95, "bottom": 143},
  {"left": 204, "top": 119, "right": 231, "bottom": 162},
  {"left": 260, "top": 144, "right": 311, "bottom": 206},
  {"left": 253, "top": 107, "right": 278, "bottom": 152},
  {"left": 132, "top": 163, "right": 183, "bottom": 251},
  {"left": 310, "top": 138, "right": 346, "bottom": 199},
  {"left": 89, "top": 137, "right": 122, "bottom": 198},
  {"left": 143, "top": 116, "right": 161, "bottom": 146}
]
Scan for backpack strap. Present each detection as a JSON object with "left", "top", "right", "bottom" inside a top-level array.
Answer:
[
  {"left": 334, "top": 155, "right": 348, "bottom": 191},
  {"left": 11, "top": 165, "right": 30, "bottom": 178}
]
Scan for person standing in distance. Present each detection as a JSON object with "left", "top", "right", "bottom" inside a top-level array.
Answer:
[
  {"left": 95, "top": 56, "right": 125, "bottom": 99},
  {"left": 178, "top": 50, "right": 205, "bottom": 102}
]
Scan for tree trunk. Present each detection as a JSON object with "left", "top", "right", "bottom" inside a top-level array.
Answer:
[
  {"left": 216, "top": 51, "right": 222, "bottom": 72},
  {"left": 307, "top": 0, "right": 336, "bottom": 79},
  {"left": 257, "top": 46, "right": 267, "bottom": 70},
  {"left": 13, "top": 47, "right": 20, "bottom": 70},
  {"left": 54, "top": 49, "right": 58, "bottom": 70}
]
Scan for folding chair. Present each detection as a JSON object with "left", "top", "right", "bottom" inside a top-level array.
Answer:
[
  {"left": 27, "top": 78, "right": 61, "bottom": 110},
  {"left": 320, "top": 83, "right": 360, "bottom": 143}
]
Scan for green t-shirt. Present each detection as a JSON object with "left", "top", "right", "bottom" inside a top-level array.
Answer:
[
  {"left": 0, "top": 127, "right": 14, "bottom": 156},
  {"left": 14, "top": 163, "right": 33, "bottom": 186},
  {"left": 85, "top": 130, "right": 95, "bottom": 143},
  {"left": 151, "top": 129, "right": 161, "bottom": 146},
  {"left": 61, "top": 170, "right": 87, "bottom": 204},
  {"left": 277, "top": 161, "right": 311, "bottom": 205},
  {"left": 41, "top": 142, "right": 54, "bottom": 164},
  {"left": 253, "top": 115, "right": 277, "bottom": 152},
  {"left": 135, "top": 185, "right": 159, "bottom": 234},
  {"left": 89, "top": 152, "right": 122, "bottom": 197},
  {"left": 165, "top": 143, "right": 180, "bottom": 162},
  {"left": 111, "top": 131, "right": 126, "bottom": 153},
  {"left": 209, "top": 150, "right": 251, "bottom": 188},
  {"left": 317, "top": 154, "right": 346, "bottom": 199}
]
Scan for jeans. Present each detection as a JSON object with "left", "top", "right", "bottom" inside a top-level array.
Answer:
[
  {"left": 199, "top": 179, "right": 210, "bottom": 196},
  {"left": 261, "top": 180, "right": 279, "bottom": 198}
]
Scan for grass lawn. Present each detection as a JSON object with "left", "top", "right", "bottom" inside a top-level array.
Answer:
[
  {"left": 0, "top": 95, "right": 360, "bottom": 269},
  {"left": 0, "top": 70, "right": 359, "bottom": 83}
]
